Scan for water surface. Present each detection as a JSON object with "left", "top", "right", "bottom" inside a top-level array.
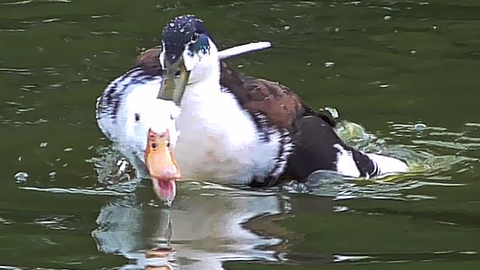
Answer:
[{"left": 1, "top": 0, "right": 480, "bottom": 269}]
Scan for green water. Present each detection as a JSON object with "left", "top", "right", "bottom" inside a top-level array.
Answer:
[{"left": 1, "top": 0, "right": 480, "bottom": 269}]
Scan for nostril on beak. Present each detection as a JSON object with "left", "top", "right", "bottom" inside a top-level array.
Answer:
[
  {"left": 164, "top": 169, "right": 177, "bottom": 178},
  {"left": 153, "top": 167, "right": 181, "bottom": 180}
]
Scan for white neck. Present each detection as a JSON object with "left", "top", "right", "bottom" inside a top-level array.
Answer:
[
  {"left": 174, "top": 40, "right": 282, "bottom": 184},
  {"left": 180, "top": 41, "right": 222, "bottom": 109}
]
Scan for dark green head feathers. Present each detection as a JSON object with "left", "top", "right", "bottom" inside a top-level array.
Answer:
[{"left": 162, "top": 15, "right": 214, "bottom": 65}]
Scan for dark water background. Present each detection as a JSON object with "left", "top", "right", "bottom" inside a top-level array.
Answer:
[{"left": 1, "top": 0, "right": 480, "bottom": 269}]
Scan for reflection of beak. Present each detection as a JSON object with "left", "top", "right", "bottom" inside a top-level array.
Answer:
[
  {"left": 158, "top": 56, "right": 190, "bottom": 105},
  {"left": 145, "top": 129, "right": 181, "bottom": 202}
]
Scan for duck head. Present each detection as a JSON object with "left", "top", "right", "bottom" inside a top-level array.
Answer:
[
  {"left": 158, "top": 15, "right": 219, "bottom": 105},
  {"left": 126, "top": 98, "right": 181, "bottom": 203}
]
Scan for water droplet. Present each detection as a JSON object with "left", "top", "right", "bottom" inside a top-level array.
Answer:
[
  {"left": 334, "top": 206, "right": 349, "bottom": 212},
  {"left": 384, "top": 15, "right": 391, "bottom": 21},
  {"left": 14, "top": 172, "right": 29, "bottom": 183},
  {"left": 283, "top": 25, "right": 290, "bottom": 31},
  {"left": 414, "top": 123, "right": 427, "bottom": 131},
  {"left": 0, "top": 217, "right": 12, "bottom": 225},
  {"left": 40, "top": 142, "right": 48, "bottom": 148},
  {"left": 325, "top": 61, "right": 335, "bottom": 68},
  {"left": 64, "top": 147, "right": 73, "bottom": 152},
  {"left": 48, "top": 171, "right": 57, "bottom": 179},
  {"left": 380, "top": 84, "right": 389, "bottom": 88},
  {"left": 118, "top": 160, "right": 128, "bottom": 173},
  {"left": 148, "top": 200, "right": 161, "bottom": 208},
  {"left": 411, "top": 50, "right": 417, "bottom": 54}
]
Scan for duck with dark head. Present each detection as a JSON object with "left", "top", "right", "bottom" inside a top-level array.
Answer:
[{"left": 142, "top": 14, "right": 409, "bottom": 195}]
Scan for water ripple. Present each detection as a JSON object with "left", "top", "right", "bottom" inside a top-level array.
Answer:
[
  {"left": 1, "top": 0, "right": 71, "bottom": 5},
  {"left": 0, "top": 266, "right": 23, "bottom": 270},
  {"left": 0, "top": 67, "right": 32, "bottom": 75},
  {"left": 289, "top": 250, "right": 480, "bottom": 265},
  {"left": 32, "top": 215, "right": 74, "bottom": 230},
  {"left": 19, "top": 186, "right": 131, "bottom": 196},
  {"left": 0, "top": 216, "right": 13, "bottom": 225}
]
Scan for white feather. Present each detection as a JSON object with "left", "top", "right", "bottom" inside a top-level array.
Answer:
[
  {"left": 333, "top": 144, "right": 362, "bottom": 177},
  {"left": 334, "top": 143, "right": 408, "bottom": 178},
  {"left": 366, "top": 153, "right": 409, "bottom": 175},
  {"left": 218, "top": 42, "right": 271, "bottom": 59},
  {"left": 98, "top": 78, "right": 177, "bottom": 166}
]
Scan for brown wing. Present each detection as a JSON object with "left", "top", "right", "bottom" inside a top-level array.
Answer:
[
  {"left": 133, "top": 50, "right": 335, "bottom": 130},
  {"left": 219, "top": 61, "right": 335, "bottom": 132},
  {"left": 133, "top": 47, "right": 163, "bottom": 76}
]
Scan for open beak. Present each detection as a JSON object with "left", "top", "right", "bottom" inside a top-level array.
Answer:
[
  {"left": 158, "top": 56, "right": 190, "bottom": 105},
  {"left": 145, "top": 129, "right": 181, "bottom": 203}
]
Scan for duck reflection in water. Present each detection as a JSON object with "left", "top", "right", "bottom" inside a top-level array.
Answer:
[{"left": 91, "top": 186, "right": 320, "bottom": 269}]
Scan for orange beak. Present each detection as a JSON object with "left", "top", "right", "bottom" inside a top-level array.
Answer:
[
  {"left": 145, "top": 129, "right": 181, "bottom": 202},
  {"left": 145, "top": 129, "right": 181, "bottom": 180}
]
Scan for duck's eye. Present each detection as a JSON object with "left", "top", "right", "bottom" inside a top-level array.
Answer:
[
  {"left": 151, "top": 142, "right": 157, "bottom": 149},
  {"left": 170, "top": 114, "right": 174, "bottom": 120},
  {"left": 191, "top": 33, "right": 199, "bottom": 42},
  {"left": 167, "top": 142, "right": 171, "bottom": 148},
  {"left": 174, "top": 70, "right": 181, "bottom": 77},
  {"left": 134, "top": 113, "right": 140, "bottom": 122}
]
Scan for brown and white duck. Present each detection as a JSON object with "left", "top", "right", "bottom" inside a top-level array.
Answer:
[
  {"left": 151, "top": 15, "right": 408, "bottom": 189},
  {"left": 97, "top": 14, "right": 408, "bottom": 202}
]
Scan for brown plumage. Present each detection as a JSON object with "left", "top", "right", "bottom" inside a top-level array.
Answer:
[
  {"left": 133, "top": 47, "right": 163, "bottom": 77},
  {"left": 219, "top": 62, "right": 308, "bottom": 132}
]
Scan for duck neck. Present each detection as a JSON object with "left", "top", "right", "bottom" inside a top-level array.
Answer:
[{"left": 180, "top": 58, "right": 222, "bottom": 110}]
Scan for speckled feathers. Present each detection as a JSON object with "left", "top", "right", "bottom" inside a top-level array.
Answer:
[{"left": 162, "top": 15, "right": 212, "bottom": 65}]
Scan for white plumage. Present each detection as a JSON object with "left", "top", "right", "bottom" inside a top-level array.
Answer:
[{"left": 95, "top": 42, "right": 273, "bottom": 181}]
